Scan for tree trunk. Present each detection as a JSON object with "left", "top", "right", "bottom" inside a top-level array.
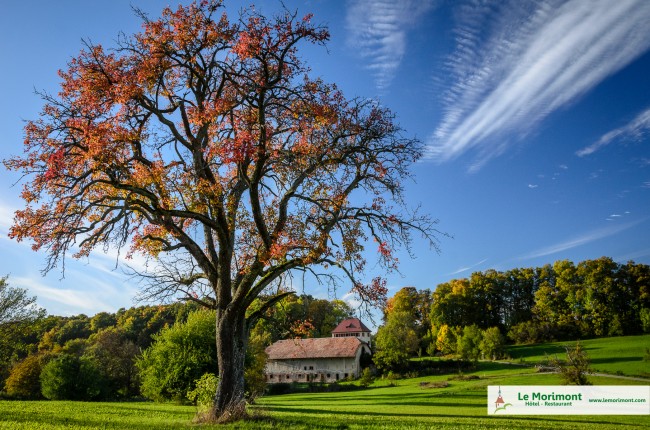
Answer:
[{"left": 212, "top": 308, "right": 248, "bottom": 421}]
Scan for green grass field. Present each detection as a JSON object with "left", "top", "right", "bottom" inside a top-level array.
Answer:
[
  {"left": 507, "top": 334, "right": 650, "bottom": 377},
  {"left": 1, "top": 364, "right": 647, "bottom": 429},
  {"left": 1, "top": 335, "right": 649, "bottom": 429}
]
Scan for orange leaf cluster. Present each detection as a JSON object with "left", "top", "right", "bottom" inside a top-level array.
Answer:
[{"left": 4, "top": 1, "right": 432, "bottom": 319}]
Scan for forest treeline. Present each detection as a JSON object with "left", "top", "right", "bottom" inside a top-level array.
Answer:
[
  {"left": 1, "top": 257, "right": 648, "bottom": 401},
  {"left": 430, "top": 257, "right": 649, "bottom": 341},
  {"left": 372, "top": 257, "right": 649, "bottom": 371},
  {"left": 0, "top": 293, "right": 352, "bottom": 401}
]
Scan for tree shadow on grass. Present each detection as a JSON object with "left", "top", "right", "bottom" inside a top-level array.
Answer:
[
  {"left": 0, "top": 412, "right": 188, "bottom": 430},
  {"left": 265, "top": 390, "right": 503, "bottom": 411},
  {"left": 508, "top": 344, "right": 566, "bottom": 360},
  {"left": 590, "top": 356, "right": 643, "bottom": 365},
  {"left": 263, "top": 405, "right": 643, "bottom": 429}
]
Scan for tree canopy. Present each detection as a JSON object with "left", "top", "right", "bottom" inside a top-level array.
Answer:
[
  {"left": 0, "top": 277, "right": 43, "bottom": 324},
  {"left": 4, "top": 1, "right": 439, "bottom": 419},
  {"left": 429, "top": 257, "right": 650, "bottom": 343}
]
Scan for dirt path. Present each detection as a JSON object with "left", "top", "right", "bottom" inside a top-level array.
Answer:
[{"left": 590, "top": 372, "right": 650, "bottom": 382}]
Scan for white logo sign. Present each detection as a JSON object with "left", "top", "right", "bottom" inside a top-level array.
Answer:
[{"left": 488, "top": 386, "right": 649, "bottom": 415}]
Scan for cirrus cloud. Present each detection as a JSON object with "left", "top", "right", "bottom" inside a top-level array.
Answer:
[
  {"left": 426, "top": 0, "right": 650, "bottom": 171},
  {"left": 577, "top": 106, "right": 650, "bottom": 157},
  {"left": 521, "top": 218, "right": 645, "bottom": 260},
  {"left": 346, "top": 0, "right": 436, "bottom": 91}
]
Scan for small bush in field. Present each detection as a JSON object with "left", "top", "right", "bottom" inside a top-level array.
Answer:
[
  {"left": 187, "top": 373, "right": 219, "bottom": 411},
  {"left": 548, "top": 342, "right": 592, "bottom": 385},
  {"left": 359, "top": 368, "right": 375, "bottom": 388}
]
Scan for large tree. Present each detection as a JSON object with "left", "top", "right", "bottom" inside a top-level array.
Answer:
[{"left": 4, "top": 1, "right": 440, "bottom": 419}]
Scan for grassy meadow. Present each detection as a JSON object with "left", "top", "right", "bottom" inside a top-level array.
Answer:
[
  {"left": 507, "top": 334, "right": 650, "bottom": 377},
  {"left": 1, "top": 335, "right": 649, "bottom": 429}
]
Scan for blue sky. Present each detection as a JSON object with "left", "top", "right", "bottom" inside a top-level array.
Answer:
[{"left": 1, "top": 0, "right": 649, "bottom": 318}]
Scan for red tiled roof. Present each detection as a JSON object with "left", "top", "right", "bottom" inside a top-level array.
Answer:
[
  {"left": 331, "top": 318, "right": 371, "bottom": 334},
  {"left": 266, "top": 337, "right": 363, "bottom": 360}
]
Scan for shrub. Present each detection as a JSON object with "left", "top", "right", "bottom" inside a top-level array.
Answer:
[
  {"left": 507, "top": 320, "right": 556, "bottom": 344},
  {"left": 359, "top": 368, "right": 375, "bottom": 388},
  {"left": 641, "top": 308, "right": 650, "bottom": 333},
  {"left": 40, "top": 354, "right": 107, "bottom": 400},
  {"left": 187, "top": 373, "right": 219, "bottom": 412},
  {"left": 137, "top": 310, "right": 217, "bottom": 402},
  {"left": 447, "top": 374, "right": 479, "bottom": 381},
  {"left": 419, "top": 381, "right": 449, "bottom": 389},
  {"left": 548, "top": 342, "right": 592, "bottom": 385},
  {"left": 266, "top": 383, "right": 292, "bottom": 395}
]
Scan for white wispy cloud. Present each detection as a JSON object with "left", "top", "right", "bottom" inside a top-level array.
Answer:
[
  {"left": 447, "top": 258, "right": 488, "bottom": 276},
  {"left": 528, "top": 184, "right": 538, "bottom": 189},
  {"left": 0, "top": 201, "right": 16, "bottom": 238},
  {"left": 88, "top": 245, "right": 152, "bottom": 277},
  {"left": 612, "top": 248, "right": 650, "bottom": 263},
  {"left": 521, "top": 219, "right": 645, "bottom": 260},
  {"left": 426, "top": 0, "right": 650, "bottom": 170},
  {"left": 346, "top": 0, "right": 436, "bottom": 91},
  {"left": 577, "top": 107, "right": 650, "bottom": 156},
  {"left": 606, "top": 212, "right": 626, "bottom": 221},
  {"left": 12, "top": 276, "right": 115, "bottom": 314}
]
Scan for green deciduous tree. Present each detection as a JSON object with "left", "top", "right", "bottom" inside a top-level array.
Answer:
[
  {"left": 435, "top": 324, "right": 457, "bottom": 356},
  {"left": 641, "top": 308, "right": 650, "bottom": 333},
  {"left": 0, "top": 276, "right": 44, "bottom": 324},
  {"left": 480, "top": 326, "right": 505, "bottom": 360},
  {"left": 116, "top": 305, "right": 186, "bottom": 350},
  {"left": 137, "top": 310, "right": 217, "bottom": 402},
  {"left": 431, "top": 258, "right": 650, "bottom": 343},
  {"left": 385, "top": 286, "right": 432, "bottom": 352},
  {"left": 373, "top": 311, "right": 419, "bottom": 372},
  {"left": 86, "top": 327, "right": 140, "bottom": 398},
  {"left": 40, "top": 353, "right": 107, "bottom": 400},
  {"left": 90, "top": 312, "right": 117, "bottom": 333},
  {"left": 456, "top": 325, "right": 481, "bottom": 362},
  {"left": 4, "top": 353, "right": 50, "bottom": 399},
  {"left": 243, "top": 324, "right": 270, "bottom": 400},
  {"left": 252, "top": 294, "right": 354, "bottom": 342},
  {"left": 0, "top": 316, "right": 59, "bottom": 389}
]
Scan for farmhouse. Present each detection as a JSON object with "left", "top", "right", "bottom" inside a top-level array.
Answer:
[
  {"left": 265, "top": 318, "right": 372, "bottom": 383},
  {"left": 331, "top": 317, "right": 373, "bottom": 347}
]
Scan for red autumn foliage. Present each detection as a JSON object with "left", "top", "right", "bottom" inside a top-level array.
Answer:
[{"left": 4, "top": 1, "right": 442, "bottom": 419}]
